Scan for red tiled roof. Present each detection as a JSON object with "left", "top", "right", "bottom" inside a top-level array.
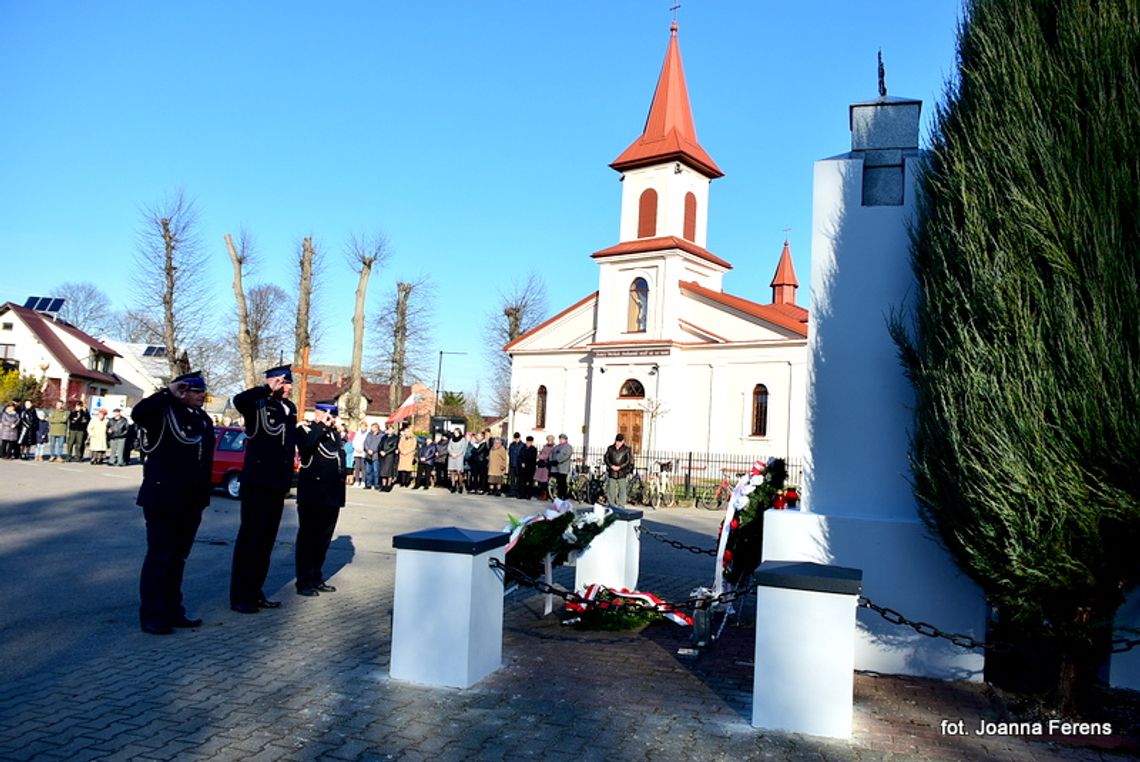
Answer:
[
  {"left": 303, "top": 379, "right": 413, "bottom": 416},
  {"left": 504, "top": 292, "right": 598, "bottom": 352},
  {"left": 770, "top": 240, "right": 799, "bottom": 289},
  {"left": 679, "top": 281, "right": 808, "bottom": 337},
  {"left": 2, "top": 302, "right": 120, "bottom": 384},
  {"left": 610, "top": 23, "right": 723, "bottom": 179},
  {"left": 591, "top": 236, "right": 732, "bottom": 270}
]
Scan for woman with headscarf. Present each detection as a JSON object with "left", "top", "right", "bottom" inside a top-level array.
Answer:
[{"left": 0, "top": 403, "right": 18, "bottom": 459}]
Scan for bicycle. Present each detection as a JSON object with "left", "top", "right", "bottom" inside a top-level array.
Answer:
[
  {"left": 570, "top": 462, "right": 606, "bottom": 505},
  {"left": 695, "top": 468, "right": 746, "bottom": 511},
  {"left": 626, "top": 469, "right": 645, "bottom": 506},
  {"left": 644, "top": 460, "right": 677, "bottom": 509}
]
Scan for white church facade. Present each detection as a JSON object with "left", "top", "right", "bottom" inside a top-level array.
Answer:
[{"left": 506, "top": 23, "right": 808, "bottom": 462}]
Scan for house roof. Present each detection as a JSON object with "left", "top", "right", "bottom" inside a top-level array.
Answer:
[
  {"left": 503, "top": 292, "right": 599, "bottom": 352},
  {"left": 2, "top": 302, "right": 120, "bottom": 384},
  {"left": 610, "top": 23, "right": 723, "bottom": 179},
  {"left": 591, "top": 236, "right": 732, "bottom": 270},
  {"left": 303, "top": 380, "right": 413, "bottom": 416},
  {"left": 679, "top": 281, "right": 808, "bottom": 337}
]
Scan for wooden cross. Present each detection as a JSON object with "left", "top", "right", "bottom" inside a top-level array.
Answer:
[{"left": 292, "top": 345, "right": 322, "bottom": 415}]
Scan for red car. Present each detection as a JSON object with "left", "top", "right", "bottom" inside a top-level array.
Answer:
[{"left": 211, "top": 426, "right": 300, "bottom": 499}]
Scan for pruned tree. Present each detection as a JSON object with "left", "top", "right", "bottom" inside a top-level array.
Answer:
[
  {"left": 291, "top": 236, "right": 317, "bottom": 405},
  {"left": 372, "top": 276, "right": 435, "bottom": 410},
  {"left": 224, "top": 232, "right": 257, "bottom": 389},
  {"left": 890, "top": 0, "right": 1140, "bottom": 711},
  {"left": 245, "top": 284, "right": 291, "bottom": 370},
  {"left": 484, "top": 272, "right": 548, "bottom": 415},
  {"left": 345, "top": 233, "right": 390, "bottom": 425},
  {"left": 132, "top": 191, "right": 212, "bottom": 376},
  {"left": 50, "top": 282, "right": 116, "bottom": 338}
]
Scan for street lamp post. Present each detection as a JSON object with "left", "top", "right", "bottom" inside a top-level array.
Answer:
[{"left": 433, "top": 351, "right": 467, "bottom": 420}]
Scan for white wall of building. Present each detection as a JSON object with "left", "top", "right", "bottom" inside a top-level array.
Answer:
[{"left": 617, "top": 163, "right": 711, "bottom": 247}]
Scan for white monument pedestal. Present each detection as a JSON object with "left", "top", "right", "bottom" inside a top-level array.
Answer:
[
  {"left": 574, "top": 506, "right": 642, "bottom": 592},
  {"left": 390, "top": 526, "right": 509, "bottom": 689},
  {"left": 752, "top": 560, "right": 863, "bottom": 739}
]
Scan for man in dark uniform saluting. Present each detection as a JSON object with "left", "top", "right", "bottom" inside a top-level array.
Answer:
[
  {"left": 294, "top": 402, "right": 346, "bottom": 597},
  {"left": 134, "top": 371, "right": 216, "bottom": 635},
  {"left": 230, "top": 365, "right": 298, "bottom": 614}
]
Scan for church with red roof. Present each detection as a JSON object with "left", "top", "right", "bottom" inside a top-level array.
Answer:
[{"left": 505, "top": 23, "right": 807, "bottom": 459}]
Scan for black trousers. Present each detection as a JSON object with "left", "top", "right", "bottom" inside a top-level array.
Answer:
[
  {"left": 295, "top": 501, "right": 341, "bottom": 590},
  {"left": 140, "top": 504, "right": 203, "bottom": 626},
  {"left": 230, "top": 483, "right": 287, "bottom": 605},
  {"left": 415, "top": 462, "right": 433, "bottom": 487},
  {"left": 434, "top": 462, "right": 448, "bottom": 487},
  {"left": 552, "top": 472, "right": 568, "bottom": 500}
]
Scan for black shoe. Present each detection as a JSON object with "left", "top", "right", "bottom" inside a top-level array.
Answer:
[
  {"left": 230, "top": 602, "right": 259, "bottom": 614},
  {"left": 314, "top": 583, "right": 337, "bottom": 593},
  {"left": 168, "top": 615, "right": 203, "bottom": 628},
  {"left": 142, "top": 621, "right": 175, "bottom": 635},
  {"left": 296, "top": 587, "right": 319, "bottom": 597},
  {"left": 257, "top": 597, "right": 282, "bottom": 609}
]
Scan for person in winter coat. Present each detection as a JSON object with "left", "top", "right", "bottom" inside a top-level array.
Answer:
[
  {"left": 378, "top": 425, "right": 398, "bottom": 491},
  {"left": 535, "top": 435, "right": 555, "bottom": 501},
  {"left": 433, "top": 433, "right": 449, "bottom": 488},
  {"left": 86, "top": 409, "right": 109, "bottom": 465},
  {"left": 549, "top": 434, "right": 574, "bottom": 500},
  {"left": 396, "top": 423, "right": 416, "bottom": 487},
  {"left": 0, "top": 403, "right": 18, "bottom": 459},
  {"left": 487, "top": 437, "right": 508, "bottom": 496},
  {"left": 468, "top": 432, "right": 489, "bottom": 494},
  {"left": 361, "top": 423, "right": 382, "bottom": 489},
  {"left": 294, "top": 403, "right": 346, "bottom": 597},
  {"left": 516, "top": 436, "right": 538, "bottom": 500},
  {"left": 47, "top": 400, "right": 68, "bottom": 461},
  {"left": 65, "top": 401, "right": 90, "bottom": 462},
  {"left": 35, "top": 415, "right": 49, "bottom": 461},
  {"left": 17, "top": 400, "right": 39, "bottom": 460},
  {"left": 414, "top": 437, "right": 436, "bottom": 489},
  {"left": 446, "top": 430, "right": 468, "bottom": 493},
  {"left": 604, "top": 433, "right": 634, "bottom": 507},
  {"left": 106, "top": 409, "right": 131, "bottom": 466}
]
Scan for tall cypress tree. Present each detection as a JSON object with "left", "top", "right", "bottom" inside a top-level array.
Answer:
[{"left": 893, "top": 0, "right": 1140, "bottom": 709}]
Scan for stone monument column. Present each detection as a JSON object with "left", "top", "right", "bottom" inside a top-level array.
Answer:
[{"left": 763, "top": 92, "right": 986, "bottom": 680}]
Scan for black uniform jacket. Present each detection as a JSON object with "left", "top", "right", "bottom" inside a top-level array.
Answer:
[
  {"left": 295, "top": 422, "right": 346, "bottom": 508},
  {"left": 234, "top": 385, "right": 298, "bottom": 492},
  {"left": 133, "top": 390, "right": 216, "bottom": 510}
]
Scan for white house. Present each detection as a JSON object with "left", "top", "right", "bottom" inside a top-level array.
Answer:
[
  {"left": 102, "top": 341, "right": 171, "bottom": 405},
  {"left": 506, "top": 23, "right": 808, "bottom": 461},
  {"left": 0, "top": 300, "right": 121, "bottom": 404}
]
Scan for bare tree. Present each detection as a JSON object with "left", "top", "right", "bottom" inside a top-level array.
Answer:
[
  {"left": 291, "top": 236, "right": 317, "bottom": 405},
  {"left": 132, "top": 191, "right": 212, "bottom": 376},
  {"left": 50, "top": 281, "right": 116, "bottom": 338},
  {"left": 484, "top": 272, "right": 548, "bottom": 415},
  {"left": 224, "top": 232, "right": 257, "bottom": 389},
  {"left": 372, "top": 276, "right": 435, "bottom": 409},
  {"left": 245, "top": 284, "right": 291, "bottom": 369},
  {"left": 345, "top": 233, "right": 390, "bottom": 424}
]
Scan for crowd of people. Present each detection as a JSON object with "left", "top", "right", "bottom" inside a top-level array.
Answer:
[
  {"left": 338, "top": 425, "right": 576, "bottom": 501},
  {"left": 0, "top": 398, "right": 140, "bottom": 464}
]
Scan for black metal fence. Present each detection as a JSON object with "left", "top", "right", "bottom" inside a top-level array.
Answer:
[{"left": 571, "top": 447, "right": 804, "bottom": 501}]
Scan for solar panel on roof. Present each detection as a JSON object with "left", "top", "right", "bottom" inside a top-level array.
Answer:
[
  {"left": 23, "top": 296, "right": 40, "bottom": 308},
  {"left": 47, "top": 298, "right": 64, "bottom": 313}
]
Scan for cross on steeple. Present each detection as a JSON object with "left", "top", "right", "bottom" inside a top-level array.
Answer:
[{"left": 670, "top": 3, "right": 681, "bottom": 25}]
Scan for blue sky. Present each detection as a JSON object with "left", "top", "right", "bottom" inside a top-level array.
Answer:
[{"left": 0, "top": 1, "right": 962, "bottom": 407}]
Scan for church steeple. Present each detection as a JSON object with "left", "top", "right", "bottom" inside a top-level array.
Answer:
[
  {"left": 610, "top": 23, "right": 723, "bottom": 179},
  {"left": 770, "top": 240, "right": 799, "bottom": 305}
]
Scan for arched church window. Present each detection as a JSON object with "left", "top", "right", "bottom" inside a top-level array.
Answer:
[
  {"left": 619, "top": 379, "right": 645, "bottom": 399},
  {"left": 628, "top": 277, "right": 649, "bottom": 333},
  {"left": 683, "top": 192, "right": 697, "bottom": 241},
  {"left": 535, "top": 385, "right": 547, "bottom": 428},
  {"left": 751, "top": 384, "right": 769, "bottom": 437},
  {"left": 637, "top": 189, "right": 658, "bottom": 238}
]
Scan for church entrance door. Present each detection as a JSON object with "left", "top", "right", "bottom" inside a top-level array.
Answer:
[{"left": 617, "top": 409, "right": 644, "bottom": 454}]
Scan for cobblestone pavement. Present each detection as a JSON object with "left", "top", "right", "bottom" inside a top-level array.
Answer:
[{"left": 0, "top": 459, "right": 1135, "bottom": 761}]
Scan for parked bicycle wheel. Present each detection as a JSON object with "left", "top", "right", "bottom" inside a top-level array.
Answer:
[
  {"left": 660, "top": 481, "right": 677, "bottom": 508},
  {"left": 627, "top": 473, "right": 645, "bottom": 506}
]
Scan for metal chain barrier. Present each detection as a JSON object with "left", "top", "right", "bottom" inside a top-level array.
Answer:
[
  {"left": 860, "top": 595, "right": 1140, "bottom": 654},
  {"left": 493, "top": 555, "right": 1140, "bottom": 655},
  {"left": 636, "top": 526, "right": 718, "bottom": 557}
]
